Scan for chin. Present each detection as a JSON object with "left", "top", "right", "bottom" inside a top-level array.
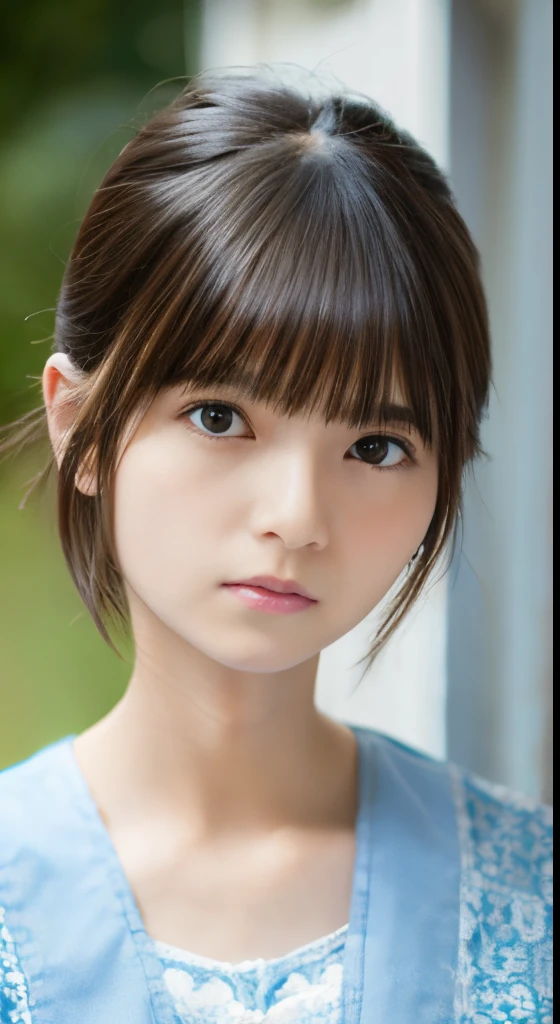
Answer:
[{"left": 176, "top": 625, "right": 319, "bottom": 674}]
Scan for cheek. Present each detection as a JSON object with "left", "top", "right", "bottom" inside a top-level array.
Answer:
[
  {"left": 374, "top": 476, "right": 436, "bottom": 546},
  {"left": 112, "top": 435, "right": 215, "bottom": 602},
  {"left": 343, "top": 469, "right": 438, "bottom": 593}
]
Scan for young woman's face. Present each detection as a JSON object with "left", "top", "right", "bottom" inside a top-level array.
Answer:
[{"left": 112, "top": 382, "right": 439, "bottom": 671}]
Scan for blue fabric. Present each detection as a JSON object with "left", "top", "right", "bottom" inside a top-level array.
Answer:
[
  {"left": 153, "top": 923, "right": 347, "bottom": 1022},
  {"left": 451, "top": 765, "right": 553, "bottom": 1022},
  {"left": 0, "top": 726, "right": 553, "bottom": 1024},
  {"left": 354, "top": 734, "right": 462, "bottom": 1023}
]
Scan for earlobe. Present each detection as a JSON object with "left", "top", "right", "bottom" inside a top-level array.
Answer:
[
  {"left": 43, "top": 353, "right": 97, "bottom": 496},
  {"left": 74, "top": 452, "right": 98, "bottom": 498}
]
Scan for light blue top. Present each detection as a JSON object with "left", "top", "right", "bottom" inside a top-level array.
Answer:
[
  {"left": 0, "top": 725, "right": 553, "bottom": 1023},
  {"left": 153, "top": 921, "right": 347, "bottom": 1022}
]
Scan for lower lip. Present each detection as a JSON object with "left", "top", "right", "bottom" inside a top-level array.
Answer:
[{"left": 222, "top": 584, "right": 317, "bottom": 614}]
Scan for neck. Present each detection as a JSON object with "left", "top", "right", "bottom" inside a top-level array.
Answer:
[{"left": 73, "top": 609, "right": 359, "bottom": 839}]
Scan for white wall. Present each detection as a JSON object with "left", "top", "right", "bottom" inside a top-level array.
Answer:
[{"left": 201, "top": 0, "right": 452, "bottom": 759}]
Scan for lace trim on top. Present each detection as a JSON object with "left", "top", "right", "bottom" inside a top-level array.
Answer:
[{"left": 154, "top": 922, "right": 348, "bottom": 1023}]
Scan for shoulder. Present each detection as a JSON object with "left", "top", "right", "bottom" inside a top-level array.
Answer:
[
  {"left": 0, "top": 736, "right": 75, "bottom": 804},
  {"left": 355, "top": 726, "right": 552, "bottom": 922},
  {"left": 0, "top": 745, "right": 69, "bottom": 1024},
  {"left": 357, "top": 727, "right": 553, "bottom": 1020},
  {"left": 0, "top": 737, "right": 78, "bottom": 887},
  {"left": 356, "top": 724, "right": 552, "bottom": 867}
]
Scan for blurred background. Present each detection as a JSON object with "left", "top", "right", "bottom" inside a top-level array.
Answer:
[{"left": 0, "top": 0, "right": 552, "bottom": 802}]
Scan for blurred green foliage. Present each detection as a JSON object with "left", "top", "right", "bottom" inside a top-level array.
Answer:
[{"left": 0, "top": 0, "right": 201, "bottom": 768}]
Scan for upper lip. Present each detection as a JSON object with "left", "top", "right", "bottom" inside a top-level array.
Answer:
[{"left": 225, "top": 575, "right": 317, "bottom": 600}]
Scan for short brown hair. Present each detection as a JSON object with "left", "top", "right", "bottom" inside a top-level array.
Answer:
[{"left": 6, "top": 70, "right": 492, "bottom": 667}]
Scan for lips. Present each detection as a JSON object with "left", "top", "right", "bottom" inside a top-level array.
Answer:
[{"left": 225, "top": 575, "right": 317, "bottom": 601}]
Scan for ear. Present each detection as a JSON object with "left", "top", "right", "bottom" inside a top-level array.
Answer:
[{"left": 42, "top": 353, "right": 97, "bottom": 496}]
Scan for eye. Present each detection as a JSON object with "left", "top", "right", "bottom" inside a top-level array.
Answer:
[
  {"left": 349, "top": 435, "right": 414, "bottom": 469},
  {"left": 182, "top": 402, "right": 249, "bottom": 439},
  {"left": 181, "top": 401, "right": 416, "bottom": 468}
]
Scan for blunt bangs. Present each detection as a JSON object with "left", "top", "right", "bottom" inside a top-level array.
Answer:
[
  {"left": 78, "top": 114, "right": 462, "bottom": 452},
  {"left": 156, "top": 138, "right": 439, "bottom": 446}
]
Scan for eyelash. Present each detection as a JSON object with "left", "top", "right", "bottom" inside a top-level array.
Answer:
[{"left": 179, "top": 401, "right": 418, "bottom": 471}]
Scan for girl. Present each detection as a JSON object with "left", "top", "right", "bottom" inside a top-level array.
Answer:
[{"left": 0, "top": 70, "right": 552, "bottom": 1024}]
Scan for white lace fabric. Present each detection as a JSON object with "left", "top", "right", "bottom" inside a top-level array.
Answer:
[{"left": 153, "top": 921, "right": 348, "bottom": 1023}]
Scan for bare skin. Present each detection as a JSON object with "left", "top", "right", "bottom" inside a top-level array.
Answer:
[{"left": 43, "top": 353, "right": 439, "bottom": 961}]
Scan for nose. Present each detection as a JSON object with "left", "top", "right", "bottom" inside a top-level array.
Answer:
[{"left": 249, "top": 451, "right": 330, "bottom": 550}]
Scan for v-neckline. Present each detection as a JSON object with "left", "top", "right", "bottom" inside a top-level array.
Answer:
[{"left": 60, "top": 723, "right": 373, "bottom": 1024}]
